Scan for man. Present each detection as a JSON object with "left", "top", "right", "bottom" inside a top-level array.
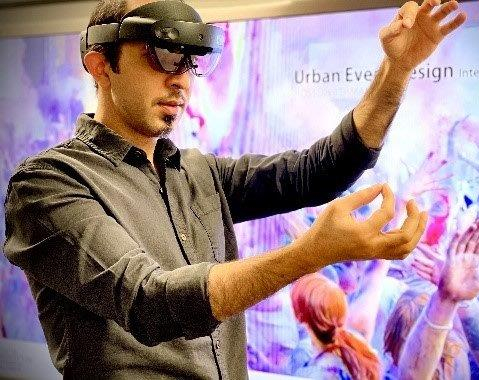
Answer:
[{"left": 2, "top": 0, "right": 466, "bottom": 378}]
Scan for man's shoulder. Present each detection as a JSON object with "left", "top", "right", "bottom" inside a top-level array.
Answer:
[
  {"left": 179, "top": 148, "right": 218, "bottom": 170},
  {"left": 10, "top": 137, "right": 90, "bottom": 178}
]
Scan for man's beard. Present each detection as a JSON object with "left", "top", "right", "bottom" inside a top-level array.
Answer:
[{"left": 158, "top": 115, "right": 176, "bottom": 137}]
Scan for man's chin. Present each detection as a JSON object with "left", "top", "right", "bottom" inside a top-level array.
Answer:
[{"left": 145, "top": 120, "right": 175, "bottom": 138}]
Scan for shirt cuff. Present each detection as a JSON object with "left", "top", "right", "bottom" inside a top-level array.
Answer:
[
  {"left": 333, "top": 110, "right": 382, "bottom": 170},
  {"left": 165, "top": 262, "right": 220, "bottom": 340}
]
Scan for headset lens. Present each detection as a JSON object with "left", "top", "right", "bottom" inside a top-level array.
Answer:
[
  {"left": 153, "top": 47, "right": 188, "bottom": 74},
  {"left": 150, "top": 45, "right": 221, "bottom": 77},
  {"left": 190, "top": 52, "right": 221, "bottom": 77}
]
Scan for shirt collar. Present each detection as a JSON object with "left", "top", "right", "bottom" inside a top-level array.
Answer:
[{"left": 74, "top": 113, "right": 181, "bottom": 170}]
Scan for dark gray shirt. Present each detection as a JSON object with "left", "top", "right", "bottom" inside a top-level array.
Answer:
[{"left": 3, "top": 112, "right": 379, "bottom": 379}]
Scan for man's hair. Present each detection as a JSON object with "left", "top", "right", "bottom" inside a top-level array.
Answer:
[{"left": 85, "top": 0, "right": 128, "bottom": 88}]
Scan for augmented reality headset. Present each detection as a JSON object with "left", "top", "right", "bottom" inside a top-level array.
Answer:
[{"left": 80, "top": 0, "right": 225, "bottom": 76}]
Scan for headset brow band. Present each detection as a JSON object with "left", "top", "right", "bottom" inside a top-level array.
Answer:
[{"left": 87, "top": 23, "right": 120, "bottom": 46}]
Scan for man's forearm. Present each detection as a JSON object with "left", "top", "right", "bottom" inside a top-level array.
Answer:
[
  {"left": 353, "top": 58, "right": 412, "bottom": 149},
  {"left": 207, "top": 243, "right": 327, "bottom": 321}
]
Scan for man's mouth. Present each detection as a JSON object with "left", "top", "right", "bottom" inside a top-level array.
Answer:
[{"left": 156, "top": 101, "right": 184, "bottom": 115}]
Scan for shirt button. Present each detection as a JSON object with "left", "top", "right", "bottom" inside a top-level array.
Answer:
[
  {"left": 133, "top": 150, "right": 144, "bottom": 160},
  {"left": 180, "top": 233, "right": 187, "bottom": 242},
  {"left": 215, "top": 339, "right": 220, "bottom": 350}
]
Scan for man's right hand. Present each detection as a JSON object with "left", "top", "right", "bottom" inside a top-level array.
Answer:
[
  {"left": 209, "top": 183, "right": 427, "bottom": 321},
  {"left": 292, "top": 183, "right": 428, "bottom": 269}
]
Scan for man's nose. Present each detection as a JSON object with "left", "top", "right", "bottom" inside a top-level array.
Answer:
[{"left": 165, "top": 70, "right": 192, "bottom": 92}]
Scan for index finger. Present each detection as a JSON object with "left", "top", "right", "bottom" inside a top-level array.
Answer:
[{"left": 339, "top": 183, "right": 383, "bottom": 210}]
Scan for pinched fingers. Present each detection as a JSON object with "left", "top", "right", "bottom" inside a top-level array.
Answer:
[
  {"left": 367, "top": 183, "right": 396, "bottom": 231},
  {"left": 380, "top": 203, "right": 428, "bottom": 259},
  {"left": 380, "top": 1, "right": 420, "bottom": 41},
  {"left": 340, "top": 183, "right": 383, "bottom": 211},
  {"left": 398, "top": 200, "right": 421, "bottom": 237},
  {"left": 379, "top": 20, "right": 406, "bottom": 42},
  {"left": 398, "top": 1, "right": 420, "bottom": 28}
]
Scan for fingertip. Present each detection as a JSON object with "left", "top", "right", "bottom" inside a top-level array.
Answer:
[
  {"left": 406, "top": 199, "right": 420, "bottom": 214},
  {"left": 403, "top": 17, "right": 413, "bottom": 28},
  {"left": 382, "top": 184, "right": 395, "bottom": 200},
  {"left": 420, "top": 211, "right": 429, "bottom": 224},
  {"left": 372, "top": 183, "right": 385, "bottom": 196}
]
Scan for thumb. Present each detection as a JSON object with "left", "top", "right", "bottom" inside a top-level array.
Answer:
[
  {"left": 339, "top": 183, "right": 384, "bottom": 211},
  {"left": 380, "top": 19, "right": 405, "bottom": 42}
]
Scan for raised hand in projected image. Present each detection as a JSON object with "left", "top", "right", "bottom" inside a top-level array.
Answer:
[
  {"left": 439, "top": 228, "right": 479, "bottom": 303},
  {"left": 412, "top": 221, "right": 479, "bottom": 285},
  {"left": 379, "top": 0, "right": 467, "bottom": 73},
  {"left": 291, "top": 183, "right": 428, "bottom": 265},
  {"left": 396, "top": 151, "right": 451, "bottom": 223},
  {"left": 399, "top": 152, "right": 451, "bottom": 202},
  {"left": 447, "top": 220, "right": 479, "bottom": 256},
  {"left": 396, "top": 221, "right": 479, "bottom": 380},
  {"left": 411, "top": 242, "right": 445, "bottom": 285}
]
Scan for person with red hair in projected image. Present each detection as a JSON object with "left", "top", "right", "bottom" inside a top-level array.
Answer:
[{"left": 291, "top": 273, "right": 381, "bottom": 380}]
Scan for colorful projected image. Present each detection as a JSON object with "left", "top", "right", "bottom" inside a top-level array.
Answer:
[{"left": 0, "top": 2, "right": 478, "bottom": 378}]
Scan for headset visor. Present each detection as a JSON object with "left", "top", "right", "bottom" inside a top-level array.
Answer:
[
  {"left": 149, "top": 45, "right": 221, "bottom": 76},
  {"left": 80, "top": 1, "right": 225, "bottom": 77}
]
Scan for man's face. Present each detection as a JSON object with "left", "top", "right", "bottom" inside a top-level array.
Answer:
[{"left": 106, "top": 40, "right": 192, "bottom": 138}]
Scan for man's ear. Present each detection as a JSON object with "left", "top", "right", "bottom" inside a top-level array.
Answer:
[{"left": 83, "top": 51, "right": 111, "bottom": 89}]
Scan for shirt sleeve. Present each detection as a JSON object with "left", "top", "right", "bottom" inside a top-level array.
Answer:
[
  {"left": 211, "top": 110, "right": 381, "bottom": 223},
  {"left": 3, "top": 162, "right": 220, "bottom": 346}
]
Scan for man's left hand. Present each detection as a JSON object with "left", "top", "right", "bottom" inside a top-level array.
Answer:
[{"left": 380, "top": 0, "right": 467, "bottom": 72}]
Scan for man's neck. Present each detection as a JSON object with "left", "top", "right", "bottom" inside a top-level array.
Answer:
[{"left": 94, "top": 101, "right": 157, "bottom": 162}]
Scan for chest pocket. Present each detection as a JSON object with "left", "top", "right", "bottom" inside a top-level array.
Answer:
[{"left": 190, "top": 192, "right": 226, "bottom": 263}]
